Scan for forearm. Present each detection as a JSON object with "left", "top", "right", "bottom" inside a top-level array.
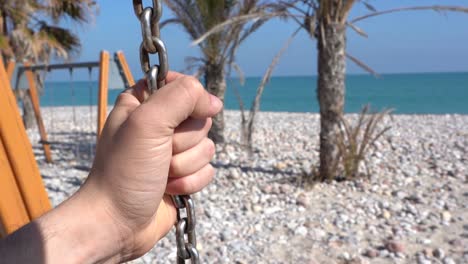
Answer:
[{"left": 0, "top": 185, "right": 123, "bottom": 264}]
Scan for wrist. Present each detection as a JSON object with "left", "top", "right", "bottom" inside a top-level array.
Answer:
[{"left": 37, "top": 182, "right": 127, "bottom": 263}]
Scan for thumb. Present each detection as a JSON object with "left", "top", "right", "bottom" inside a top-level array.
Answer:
[{"left": 136, "top": 76, "right": 223, "bottom": 131}]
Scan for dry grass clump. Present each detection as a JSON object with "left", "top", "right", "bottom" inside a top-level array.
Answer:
[{"left": 332, "top": 105, "right": 392, "bottom": 181}]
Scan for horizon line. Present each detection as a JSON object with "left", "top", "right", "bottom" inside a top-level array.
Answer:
[
  {"left": 44, "top": 70, "right": 467, "bottom": 82},
  {"left": 237, "top": 70, "right": 468, "bottom": 79}
]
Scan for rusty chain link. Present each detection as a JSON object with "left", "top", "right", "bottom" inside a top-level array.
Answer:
[{"left": 132, "top": 1, "right": 200, "bottom": 263}]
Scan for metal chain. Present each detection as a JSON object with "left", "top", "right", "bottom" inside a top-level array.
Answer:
[{"left": 132, "top": 1, "right": 200, "bottom": 263}]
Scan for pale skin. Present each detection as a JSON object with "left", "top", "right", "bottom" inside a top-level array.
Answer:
[{"left": 0, "top": 72, "right": 223, "bottom": 263}]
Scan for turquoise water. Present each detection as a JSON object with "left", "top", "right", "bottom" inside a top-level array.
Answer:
[{"left": 39, "top": 72, "right": 468, "bottom": 114}]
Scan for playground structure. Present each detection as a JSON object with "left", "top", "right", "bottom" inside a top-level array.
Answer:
[{"left": 0, "top": 51, "right": 135, "bottom": 236}]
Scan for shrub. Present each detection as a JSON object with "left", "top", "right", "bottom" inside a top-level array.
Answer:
[{"left": 332, "top": 105, "right": 392, "bottom": 181}]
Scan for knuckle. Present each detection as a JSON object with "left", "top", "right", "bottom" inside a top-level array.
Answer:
[
  {"left": 205, "top": 138, "right": 216, "bottom": 157},
  {"left": 170, "top": 157, "right": 181, "bottom": 175},
  {"left": 206, "top": 165, "right": 216, "bottom": 184},
  {"left": 183, "top": 75, "right": 203, "bottom": 90},
  {"left": 205, "top": 118, "right": 213, "bottom": 130},
  {"left": 115, "top": 92, "right": 134, "bottom": 106},
  {"left": 207, "top": 164, "right": 215, "bottom": 177},
  {"left": 172, "top": 140, "right": 182, "bottom": 153},
  {"left": 179, "top": 178, "right": 196, "bottom": 194},
  {"left": 114, "top": 93, "right": 141, "bottom": 116},
  {"left": 179, "top": 76, "right": 204, "bottom": 98}
]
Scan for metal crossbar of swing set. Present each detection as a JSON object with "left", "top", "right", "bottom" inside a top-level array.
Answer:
[
  {"left": 14, "top": 52, "right": 135, "bottom": 90},
  {"left": 18, "top": 61, "right": 100, "bottom": 73}
]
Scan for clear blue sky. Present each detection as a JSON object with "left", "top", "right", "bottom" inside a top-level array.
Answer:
[{"left": 54, "top": 0, "right": 468, "bottom": 80}]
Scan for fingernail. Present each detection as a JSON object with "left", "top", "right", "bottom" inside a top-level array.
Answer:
[{"left": 210, "top": 94, "right": 222, "bottom": 109}]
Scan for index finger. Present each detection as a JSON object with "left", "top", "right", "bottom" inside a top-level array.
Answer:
[
  {"left": 123, "top": 71, "right": 186, "bottom": 103},
  {"left": 166, "top": 71, "right": 185, "bottom": 83}
]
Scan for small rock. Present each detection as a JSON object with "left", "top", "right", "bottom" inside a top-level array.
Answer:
[
  {"left": 433, "top": 248, "right": 445, "bottom": 259},
  {"left": 392, "top": 190, "right": 407, "bottom": 199},
  {"left": 227, "top": 168, "right": 240, "bottom": 179},
  {"left": 220, "top": 231, "right": 230, "bottom": 242},
  {"left": 311, "top": 228, "right": 327, "bottom": 239},
  {"left": 382, "top": 210, "right": 391, "bottom": 220},
  {"left": 422, "top": 248, "right": 432, "bottom": 258},
  {"left": 296, "top": 193, "right": 309, "bottom": 208},
  {"left": 274, "top": 161, "right": 287, "bottom": 170},
  {"left": 340, "top": 252, "right": 350, "bottom": 260},
  {"left": 339, "top": 214, "right": 350, "bottom": 223},
  {"left": 379, "top": 249, "right": 390, "bottom": 258},
  {"left": 279, "top": 184, "right": 292, "bottom": 194},
  {"left": 386, "top": 240, "right": 405, "bottom": 253},
  {"left": 448, "top": 238, "right": 463, "bottom": 247},
  {"left": 264, "top": 206, "right": 281, "bottom": 214},
  {"left": 364, "top": 249, "right": 378, "bottom": 258},
  {"left": 442, "top": 257, "right": 456, "bottom": 264},
  {"left": 441, "top": 211, "right": 451, "bottom": 222},
  {"left": 301, "top": 161, "right": 313, "bottom": 175},
  {"left": 294, "top": 226, "right": 308, "bottom": 236},
  {"left": 261, "top": 184, "right": 273, "bottom": 194},
  {"left": 304, "top": 220, "right": 313, "bottom": 228},
  {"left": 406, "top": 194, "right": 423, "bottom": 204},
  {"left": 417, "top": 256, "right": 431, "bottom": 264},
  {"left": 396, "top": 252, "right": 406, "bottom": 259},
  {"left": 196, "top": 242, "right": 203, "bottom": 252},
  {"left": 252, "top": 205, "right": 262, "bottom": 213},
  {"left": 346, "top": 256, "right": 368, "bottom": 264},
  {"left": 419, "top": 238, "right": 432, "bottom": 245}
]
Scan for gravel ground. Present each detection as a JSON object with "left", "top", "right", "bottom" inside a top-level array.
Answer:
[{"left": 28, "top": 107, "right": 468, "bottom": 264}]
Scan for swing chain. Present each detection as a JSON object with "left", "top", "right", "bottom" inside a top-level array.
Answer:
[
  {"left": 133, "top": 0, "right": 168, "bottom": 93},
  {"left": 133, "top": 1, "right": 199, "bottom": 263}
]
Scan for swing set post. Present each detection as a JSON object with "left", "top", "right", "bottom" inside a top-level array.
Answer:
[
  {"left": 0, "top": 59, "right": 30, "bottom": 235},
  {"left": 0, "top": 137, "right": 30, "bottom": 236},
  {"left": 97, "top": 50, "right": 110, "bottom": 139},
  {"left": 24, "top": 63, "right": 53, "bottom": 163},
  {"left": 6, "top": 60, "right": 15, "bottom": 81},
  {"left": 115, "top": 50, "right": 135, "bottom": 87},
  {"left": 0, "top": 57, "right": 51, "bottom": 226}
]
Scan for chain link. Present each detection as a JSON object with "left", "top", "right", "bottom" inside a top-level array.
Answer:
[{"left": 132, "top": 1, "right": 200, "bottom": 263}]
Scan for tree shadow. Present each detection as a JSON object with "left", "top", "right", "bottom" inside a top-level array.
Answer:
[{"left": 211, "top": 161, "right": 304, "bottom": 186}]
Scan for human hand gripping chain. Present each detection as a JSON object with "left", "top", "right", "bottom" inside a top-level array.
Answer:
[
  {"left": 0, "top": 0, "right": 218, "bottom": 262},
  {"left": 0, "top": 72, "right": 222, "bottom": 263},
  {"left": 89, "top": 73, "right": 222, "bottom": 262}
]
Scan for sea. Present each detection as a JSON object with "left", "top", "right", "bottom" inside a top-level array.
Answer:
[{"left": 38, "top": 72, "right": 468, "bottom": 114}]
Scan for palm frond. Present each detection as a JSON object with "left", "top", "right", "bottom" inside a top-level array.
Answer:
[
  {"left": 230, "top": 61, "right": 245, "bottom": 86},
  {"left": 346, "top": 52, "right": 379, "bottom": 77},
  {"left": 362, "top": 1, "right": 377, "bottom": 12},
  {"left": 346, "top": 22, "right": 368, "bottom": 38},
  {"left": 160, "top": 18, "right": 183, "bottom": 29},
  {"left": 192, "top": 11, "right": 291, "bottom": 46},
  {"left": 351, "top": 5, "right": 468, "bottom": 23}
]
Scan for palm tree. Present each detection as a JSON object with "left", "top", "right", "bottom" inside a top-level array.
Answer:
[
  {"left": 194, "top": 0, "right": 468, "bottom": 180},
  {"left": 162, "top": 0, "right": 285, "bottom": 143},
  {"left": 295, "top": 1, "right": 468, "bottom": 181},
  {"left": 0, "top": 0, "right": 97, "bottom": 128}
]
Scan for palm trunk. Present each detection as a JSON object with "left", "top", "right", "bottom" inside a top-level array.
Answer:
[
  {"left": 0, "top": 10, "right": 7, "bottom": 36},
  {"left": 205, "top": 62, "right": 226, "bottom": 144},
  {"left": 317, "top": 22, "right": 346, "bottom": 181},
  {"left": 22, "top": 93, "right": 36, "bottom": 129}
]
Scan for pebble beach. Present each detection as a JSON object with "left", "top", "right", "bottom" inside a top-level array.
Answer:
[{"left": 28, "top": 106, "right": 468, "bottom": 264}]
